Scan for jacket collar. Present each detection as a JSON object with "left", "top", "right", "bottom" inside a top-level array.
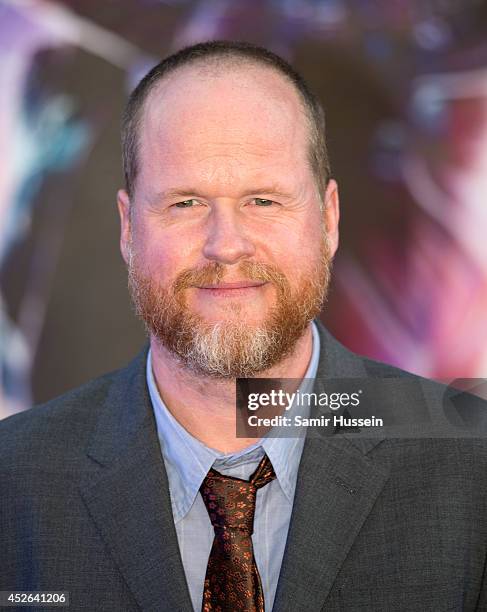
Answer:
[
  {"left": 80, "top": 343, "right": 195, "bottom": 612},
  {"left": 272, "top": 320, "right": 390, "bottom": 611}
]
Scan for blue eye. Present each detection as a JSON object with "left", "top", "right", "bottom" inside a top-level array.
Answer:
[
  {"left": 254, "top": 198, "right": 274, "bottom": 206},
  {"left": 174, "top": 199, "right": 195, "bottom": 208}
]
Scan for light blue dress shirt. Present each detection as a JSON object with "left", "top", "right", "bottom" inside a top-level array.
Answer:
[{"left": 146, "top": 320, "right": 320, "bottom": 612}]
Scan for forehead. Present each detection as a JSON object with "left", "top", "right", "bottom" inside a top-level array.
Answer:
[{"left": 137, "top": 62, "right": 311, "bottom": 193}]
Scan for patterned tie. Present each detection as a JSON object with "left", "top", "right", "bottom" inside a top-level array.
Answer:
[{"left": 199, "top": 453, "right": 276, "bottom": 612}]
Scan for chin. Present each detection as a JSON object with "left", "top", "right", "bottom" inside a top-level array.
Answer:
[{"left": 194, "top": 304, "right": 269, "bottom": 324}]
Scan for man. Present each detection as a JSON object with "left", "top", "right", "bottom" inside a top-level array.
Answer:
[{"left": 1, "top": 41, "right": 486, "bottom": 612}]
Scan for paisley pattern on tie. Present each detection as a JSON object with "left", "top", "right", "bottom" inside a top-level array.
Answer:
[{"left": 200, "top": 454, "right": 276, "bottom": 612}]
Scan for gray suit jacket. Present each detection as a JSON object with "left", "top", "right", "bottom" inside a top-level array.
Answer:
[{"left": 1, "top": 320, "right": 487, "bottom": 611}]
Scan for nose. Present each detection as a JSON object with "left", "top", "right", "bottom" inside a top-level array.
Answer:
[{"left": 202, "top": 204, "right": 255, "bottom": 265}]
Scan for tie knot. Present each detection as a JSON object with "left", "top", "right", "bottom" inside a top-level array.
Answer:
[{"left": 200, "top": 454, "right": 276, "bottom": 535}]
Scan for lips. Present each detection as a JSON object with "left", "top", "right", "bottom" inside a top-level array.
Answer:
[{"left": 197, "top": 281, "right": 267, "bottom": 289}]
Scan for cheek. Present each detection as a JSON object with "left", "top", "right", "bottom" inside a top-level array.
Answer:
[
  {"left": 270, "top": 224, "right": 322, "bottom": 270},
  {"left": 136, "top": 226, "right": 200, "bottom": 279}
]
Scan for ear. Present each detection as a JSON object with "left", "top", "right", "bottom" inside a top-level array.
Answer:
[
  {"left": 117, "top": 189, "right": 131, "bottom": 265},
  {"left": 322, "top": 179, "right": 339, "bottom": 256}
]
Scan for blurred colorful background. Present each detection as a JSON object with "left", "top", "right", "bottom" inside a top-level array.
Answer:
[{"left": 2, "top": 0, "right": 487, "bottom": 418}]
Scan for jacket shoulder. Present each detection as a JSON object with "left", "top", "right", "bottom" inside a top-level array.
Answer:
[
  {"left": 315, "top": 321, "right": 487, "bottom": 430},
  {"left": 0, "top": 366, "right": 123, "bottom": 466},
  {"left": 360, "top": 354, "right": 418, "bottom": 379}
]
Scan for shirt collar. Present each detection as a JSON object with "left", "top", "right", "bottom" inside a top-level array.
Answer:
[{"left": 147, "top": 320, "right": 321, "bottom": 522}]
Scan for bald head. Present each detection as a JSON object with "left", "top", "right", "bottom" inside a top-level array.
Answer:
[{"left": 121, "top": 41, "right": 331, "bottom": 203}]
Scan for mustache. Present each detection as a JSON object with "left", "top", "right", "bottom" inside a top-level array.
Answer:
[{"left": 172, "top": 260, "right": 289, "bottom": 294}]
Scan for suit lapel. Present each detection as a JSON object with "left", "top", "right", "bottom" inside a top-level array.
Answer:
[
  {"left": 79, "top": 347, "right": 194, "bottom": 612},
  {"left": 272, "top": 320, "right": 390, "bottom": 611}
]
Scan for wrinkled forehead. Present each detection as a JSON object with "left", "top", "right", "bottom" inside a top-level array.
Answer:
[{"left": 138, "top": 61, "right": 310, "bottom": 161}]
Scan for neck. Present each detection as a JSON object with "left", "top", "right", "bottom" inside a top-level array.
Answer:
[{"left": 150, "top": 323, "right": 314, "bottom": 453}]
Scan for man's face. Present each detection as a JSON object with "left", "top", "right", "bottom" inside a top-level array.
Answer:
[{"left": 118, "top": 62, "right": 339, "bottom": 378}]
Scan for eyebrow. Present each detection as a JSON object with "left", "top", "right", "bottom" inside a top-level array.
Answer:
[{"left": 151, "top": 185, "right": 292, "bottom": 202}]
